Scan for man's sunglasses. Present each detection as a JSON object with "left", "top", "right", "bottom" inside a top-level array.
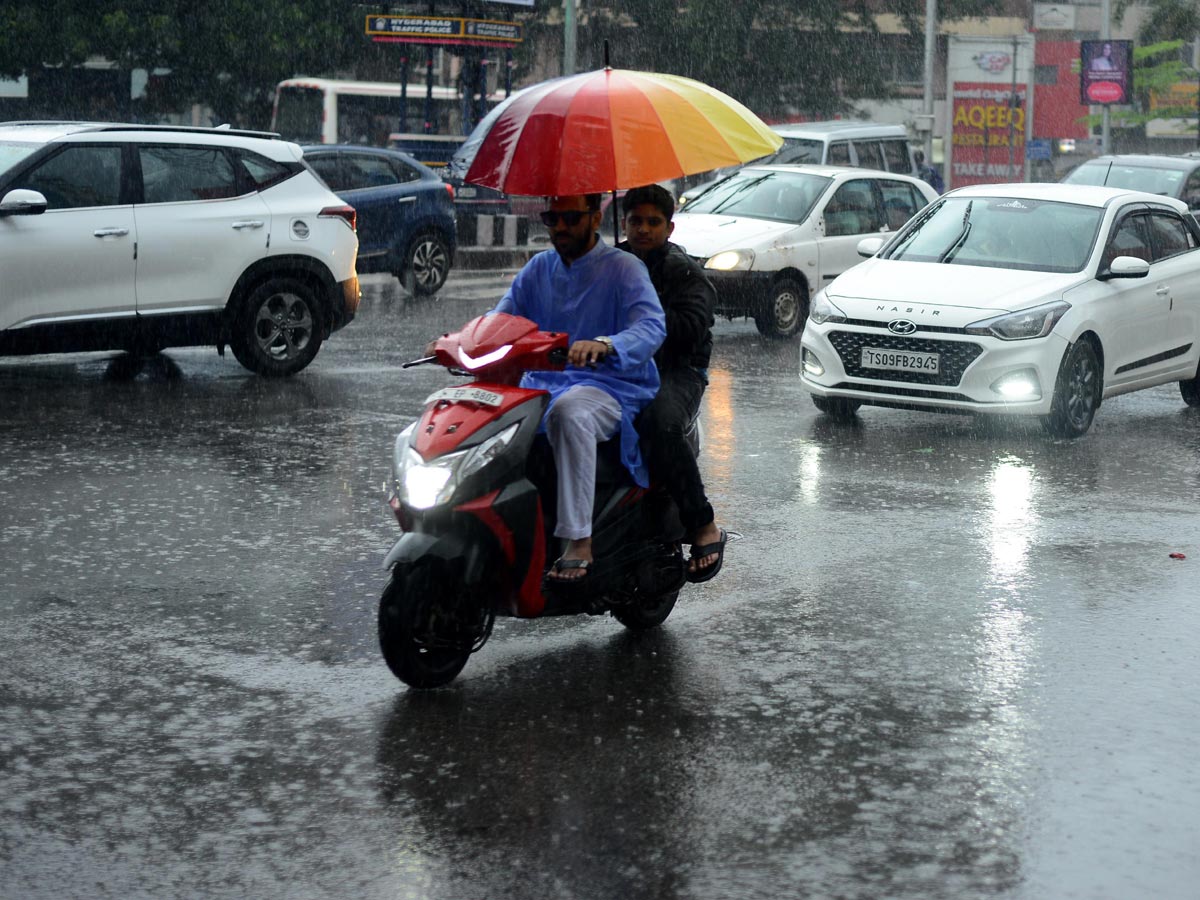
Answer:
[{"left": 540, "top": 210, "right": 591, "bottom": 227}]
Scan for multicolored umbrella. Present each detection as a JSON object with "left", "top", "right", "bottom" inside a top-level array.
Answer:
[{"left": 458, "top": 68, "right": 783, "bottom": 197}]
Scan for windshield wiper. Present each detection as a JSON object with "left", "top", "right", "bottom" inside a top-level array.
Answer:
[
  {"left": 938, "top": 200, "right": 973, "bottom": 263},
  {"left": 709, "top": 175, "right": 773, "bottom": 214},
  {"left": 887, "top": 200, "right": 943, "bottom": 259}
]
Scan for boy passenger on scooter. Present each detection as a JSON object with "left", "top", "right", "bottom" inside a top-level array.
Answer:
[
  {"left": 617, "top": 185, "right": 728, "bottom": 582},
  {"left": 491, "top": 193, "right": 665, "bottom": 588}
]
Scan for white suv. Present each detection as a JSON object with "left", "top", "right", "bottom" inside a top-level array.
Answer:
[{"left": 0, "top": 122, "right": 360, "bottom": 376}]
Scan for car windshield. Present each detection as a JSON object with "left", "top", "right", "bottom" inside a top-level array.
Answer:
[
  {"left": 1064, "top": 161, "right": 1186, "bottom": 198},
  {"left": 884, "top": 196, "right": 1103, "bottom": 272},
  {"left": 0, "top": 141, "right": 42, "bottom": 175},
  {"left": 681, "top": 169, "right": 830, "bottom": 223}
]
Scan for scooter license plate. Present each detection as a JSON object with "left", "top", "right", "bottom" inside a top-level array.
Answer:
[{"left": 425, "top": 386, "right": 504, "bottom": 407}]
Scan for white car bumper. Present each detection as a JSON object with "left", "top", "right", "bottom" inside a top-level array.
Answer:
[{"left": 800, "top": 322, "right": 1071, "bottom": 417}]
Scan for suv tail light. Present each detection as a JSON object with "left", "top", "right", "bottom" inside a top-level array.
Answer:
[
  {"left": 320, "top": 205, "right": 357, "bottom": 232},
  {"left": 443, "top": 182, "right": 455, "bottom": 201}
]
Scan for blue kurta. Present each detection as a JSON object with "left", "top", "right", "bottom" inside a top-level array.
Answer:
[{"left": 494, "top": 238, "right": 666, "bottom": 486}]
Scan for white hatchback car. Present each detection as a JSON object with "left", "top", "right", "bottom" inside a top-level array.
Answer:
[
  {"left": 0, "top": 122, "right": 360, "bottom": 376},
  {"left": 800, "top": 183, "right": 1200, "bottom": 437},
  {"left": 671, "top": 164, "right": 939, "bottom": 337}
]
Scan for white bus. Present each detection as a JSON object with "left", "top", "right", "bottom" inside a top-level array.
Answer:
[{"left": 271, "top": 76, "right": 498, "bottom": 148}]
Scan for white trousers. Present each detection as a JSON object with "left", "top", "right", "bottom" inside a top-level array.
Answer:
[{"left": 544, "top": 385, "right": 621, "bottom": 540}]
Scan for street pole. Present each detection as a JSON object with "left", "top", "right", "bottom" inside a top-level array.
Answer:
[
  {"left": 1194, "top": 34, "right": 1199, "bottom": 150},
  {"left": 922, "top": 0, "right": 937, "bottom": 168},
  {"left": 1008, "top": 35, "right": 1017, "bottom": 180},
  {"left": 564, "top": 0, "right": 577, "bottom": 76},
  {"left": 1100, "top": 0, "right": 1111, "bottom": 153}
]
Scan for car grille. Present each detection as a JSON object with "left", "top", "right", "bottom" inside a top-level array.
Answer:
[{"left": 828, "top": 331, "right": 983, "bottom": 387}]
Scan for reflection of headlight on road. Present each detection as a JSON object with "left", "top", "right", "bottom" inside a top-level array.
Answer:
[
  {"left": 705, "top": 249, "right": 755, "bottom": 271},
  {"left": 392, "top": 423, "right": 520, "bottom": 510}
]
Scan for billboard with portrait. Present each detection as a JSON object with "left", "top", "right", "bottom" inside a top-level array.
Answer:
[{"left": 1080, "top": 39, "right": 1132, "bottom": 105}]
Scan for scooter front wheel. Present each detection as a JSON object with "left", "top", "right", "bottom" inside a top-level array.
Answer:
[{"left": 378, "top": 561, "right": 478, "bottom": 689}]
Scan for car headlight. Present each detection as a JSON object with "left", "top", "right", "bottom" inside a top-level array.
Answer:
[
  {"left": 965, "top": 301, "right": 1070, "bottom": 340},
  {"left": 392, "top": 422, "right": 520, "bottom": 510},
  {"left": 808, "top": 291, "right": 849, "bottom": 325},
  {"left": 705, "top": 249, "right": 755, "bottom": 271}
]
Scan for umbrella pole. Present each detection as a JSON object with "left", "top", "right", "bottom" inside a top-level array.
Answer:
[{"left": 611, "top": 189, "right": 618, "bottom": 244}]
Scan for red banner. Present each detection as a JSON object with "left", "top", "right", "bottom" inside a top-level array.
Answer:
[{"left": 950, "top": 82, "right": 1027, "bottom": 188}]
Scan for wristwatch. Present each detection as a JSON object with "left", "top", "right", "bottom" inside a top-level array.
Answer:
[{"left": 595, "top": 336, "right": 614, "bottom": 355}]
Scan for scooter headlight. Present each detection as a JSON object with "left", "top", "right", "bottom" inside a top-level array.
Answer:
[{"left": 392, "top": 422, "right": 520, "bottom": 511}]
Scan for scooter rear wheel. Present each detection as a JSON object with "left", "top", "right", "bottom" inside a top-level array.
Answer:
[
  {"left": 612, "top": 589, "right": 679, "bottom": 631},
  {"left": 378, "top": 562, "right": 475, "bottom": 689}
]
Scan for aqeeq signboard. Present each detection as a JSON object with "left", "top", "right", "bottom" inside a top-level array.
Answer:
[{"left": 944, "top": 35, "right": 1035, "bottom": 190}]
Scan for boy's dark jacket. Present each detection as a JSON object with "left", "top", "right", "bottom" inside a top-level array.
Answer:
[{"left": 617, "top": 239, "right": 715, "bottom": 372}]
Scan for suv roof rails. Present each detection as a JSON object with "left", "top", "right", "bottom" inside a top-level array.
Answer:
[{"left": 0, "top": 120, "right": 281, "bottom": 140}]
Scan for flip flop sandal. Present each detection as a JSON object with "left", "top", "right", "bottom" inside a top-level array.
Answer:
[
  {"left": 686, "top": 529, "right": 728, "bottom": 584},
  {"left": 543, "top": 556, "right": 594, "bottom": 592}
]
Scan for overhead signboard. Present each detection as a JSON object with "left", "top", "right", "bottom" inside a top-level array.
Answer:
[
  {"left": 1032, "top": 4, "right": 1076, "bottom": 31},
  {"left": 366, "top": 15, "right": 523, "bottom": 47},
  {"left": 1079, "top": 39, "right": 1132, "bottom": 105},
  {"left": 945, "top": 35, "right": 1035, "bottom": 189}
]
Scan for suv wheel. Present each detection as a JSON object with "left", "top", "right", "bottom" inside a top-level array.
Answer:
[
  {"left": 754, "top": 277, "right": 807, "bottom": 339},
  {"left": 229, "top": 277, "right": 324, "bottom": 377},
  {"left": 398, "top": 232, "right": 451, "bottom": 297}
]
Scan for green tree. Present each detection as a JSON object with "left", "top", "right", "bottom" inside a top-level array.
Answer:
[
  {"left": 564, "top": 0, "right": 1003, "bottom": 118},
  {"left": 0, "top": 0, "right": 363, "bottom": 126}
]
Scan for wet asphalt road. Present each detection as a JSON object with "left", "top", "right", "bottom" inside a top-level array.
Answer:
[{"left": 2, "top": 270, "right": 1200, "bottom": 900}]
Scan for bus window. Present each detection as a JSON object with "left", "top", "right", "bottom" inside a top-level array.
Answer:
[
  {"left": 273, "top": 78, "right": 509, "bottom": 147},
  {"left": 274, "top": 86, "right": 324, "bottom": 144},
  {"left": 338, "top": 93, "right": 415, "bottom": 146}
]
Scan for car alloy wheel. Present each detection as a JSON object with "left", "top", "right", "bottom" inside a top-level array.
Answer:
[
  {"left": 1043, "top": 338, "right": 1101, "bottom": 438},
  {"left": 405, "top": 232, "right": 450, "bottom": 296},
  {"left": 255, "top": 290, "right": 315, "bottom": 362},
  {"left": 229, "top": 276, "right": 325, "bottom": 377}
]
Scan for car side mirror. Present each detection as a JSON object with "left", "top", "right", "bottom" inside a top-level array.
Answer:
[
  {"left": 0, "top": 189, "right": 48, "bottom": 217},
  {"left": 1099, "top": 255, "right": 1150, "bottom": 280},
  {"left": 857, "top": 236, "right": 885, "bottom": 258}
]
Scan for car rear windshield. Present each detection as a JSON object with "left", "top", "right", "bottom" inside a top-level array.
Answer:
[
  {"left": 883, "top": 196, "right": 1103, "bottom": 272},
  {"left": 0, "top": 141, "right": 43, "bottom": 176},
  {"left": 681, "top": 169, "right": 830, "bottom": 223},
  {"left": 1064, "top": 161, "right": 1186, "bottom": 198}
]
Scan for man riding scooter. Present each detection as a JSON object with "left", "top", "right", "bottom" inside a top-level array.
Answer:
[{"left": 487, "top": 193, "right": 665, "bottom": 590}]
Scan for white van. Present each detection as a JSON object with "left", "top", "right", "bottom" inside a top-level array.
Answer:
[
  {"left": 767, "top": 121, "right": 916, "bottom": 174},
  {"left": 677, "top": 121, "right": 917, "bottom": 207}
]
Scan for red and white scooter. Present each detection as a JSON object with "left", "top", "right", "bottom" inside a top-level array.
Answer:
[{"left": 379, "top": 312, "right": 694, "bottom": 688}]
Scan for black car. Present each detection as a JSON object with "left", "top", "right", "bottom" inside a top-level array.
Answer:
[
  {"left": 1061, "top": 154, "right": 1200, "bottom": 217},
  {"left": 303, "top": 145, "right": 456, "bottom": 295}
]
